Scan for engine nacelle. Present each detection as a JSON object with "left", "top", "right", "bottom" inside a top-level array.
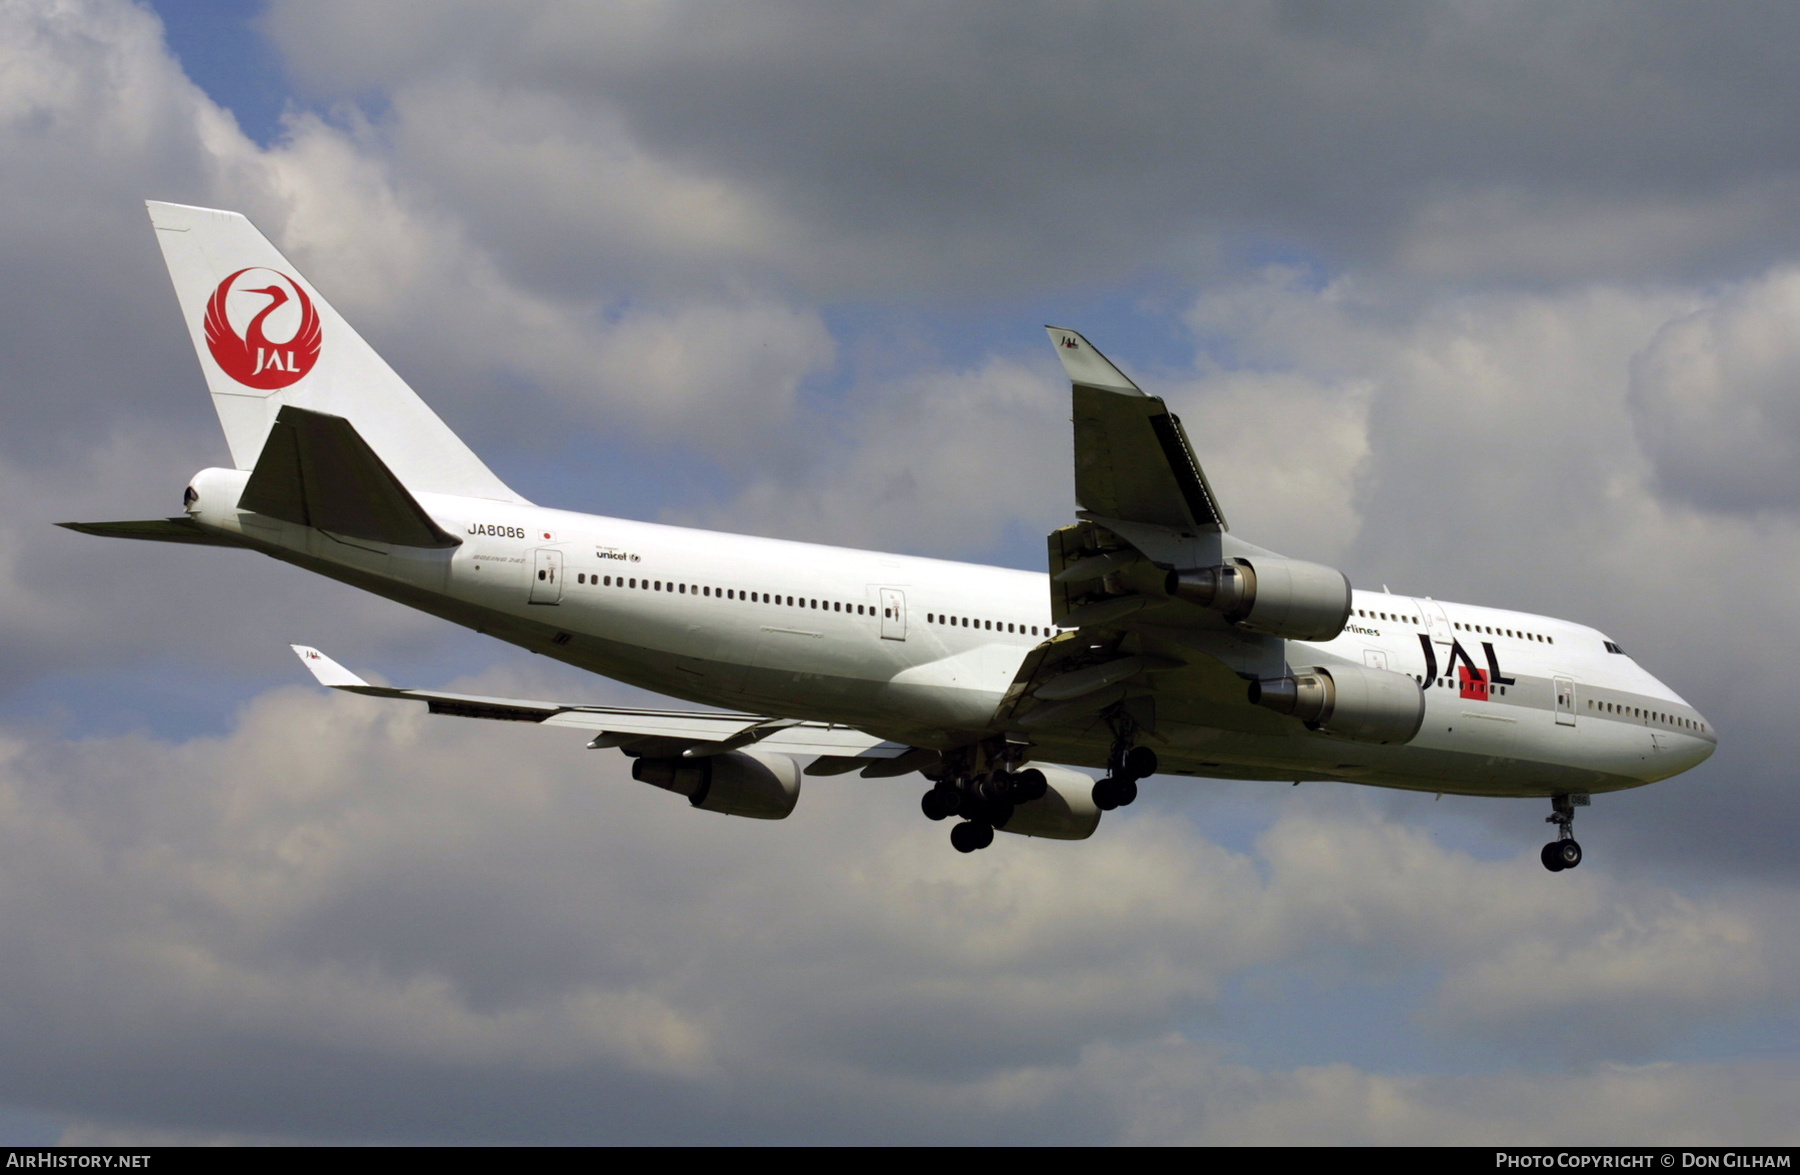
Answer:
[
  {"left": 1249, "top": 663, "right": 1424, "bottom": 744},
  {"left": 1166, "top": 556, "right": 1351, "bottom": 642},
  {"left": 997, "top": 764, "right": 1102, "bottom": 841},
  {"left": 631, "top": 750, "right": 801, "bottom": 819}
]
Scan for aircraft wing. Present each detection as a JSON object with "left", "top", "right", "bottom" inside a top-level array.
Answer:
[
  {"left": 291, "top": 645, "right": 913, "bottom": 765},
  {"left": 997, "top": 330, "right": 1294, "bottom": 736},
  {"left": 1047, "top": 326, "right": 1226, "bottom": 532}
]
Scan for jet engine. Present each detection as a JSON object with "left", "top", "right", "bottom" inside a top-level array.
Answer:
[
  {"left": 631, "top": 749, "right": 801, "bottom": 819},
  {"left": 1249, "top": 663, "right": 1425, "bottom": 744},
  {"left": 1167, "top": 556, "right": 1351, "bottom": 642},
  {"left": 996, "top": 764, "right": 1103, "bottom": 840}
]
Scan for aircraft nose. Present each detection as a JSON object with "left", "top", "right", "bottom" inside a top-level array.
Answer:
[{"left": 1679, "top": 714, "right": 1719, "bottom": 770}]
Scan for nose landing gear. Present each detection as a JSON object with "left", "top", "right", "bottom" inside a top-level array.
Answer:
[{"left": 1540, "top": 793, "right": 1589, "bottom": 872}]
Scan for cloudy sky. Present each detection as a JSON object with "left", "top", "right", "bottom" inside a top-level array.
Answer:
[{"left": 2, "top": 0, "right": 1799, "bottom": 1144}]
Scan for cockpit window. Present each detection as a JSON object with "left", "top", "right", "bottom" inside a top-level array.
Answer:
[{"left": 1604, "top": 640, "right": 1626, "bottom": 654}]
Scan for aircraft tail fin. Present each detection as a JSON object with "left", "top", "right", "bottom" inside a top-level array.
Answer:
[{"left": 145, "top": 200, "right": 525, "bottom": 504}]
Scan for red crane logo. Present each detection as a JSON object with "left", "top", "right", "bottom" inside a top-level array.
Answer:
[{"left": 203, "top": 268, "right": 321, "bottom": 390}]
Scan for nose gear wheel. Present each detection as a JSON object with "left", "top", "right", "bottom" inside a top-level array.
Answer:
[{"left": 1540, "top": 793, "right": 1588, "bottom": 872}]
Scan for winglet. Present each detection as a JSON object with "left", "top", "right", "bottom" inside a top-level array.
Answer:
[
  {"left": 1045, "top": 326, "right": 1143, "bottom": 395},
  {"left": 290, "top": 644, "right": 369, "bottom": 688}
]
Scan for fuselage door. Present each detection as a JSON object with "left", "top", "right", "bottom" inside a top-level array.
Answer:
[
  {"left": 530, "top": 548, "right": 563, "bottom": 605},
  {"left": 1553, "top": 676, "right": 1576, "bottom": 726},
  {"left": 880, "top": 588, "right": 906, "bottom": 641},
  {"left": 1418, "top": 598, "right": 1453, "bottom": 646}
]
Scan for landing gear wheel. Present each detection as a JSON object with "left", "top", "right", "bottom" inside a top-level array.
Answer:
[
  {"left": 1012, "top": 768, "right": 1048, "bottom": 803},
  {"left": 921, "top": 789, "right": 955, "bottom": 822},
  {"left": 950, "top": 821, "right": 994, "bottom": 853},
  {"left": 1542, "top": 794, "right": 1588, "bottom": 872},
  {"left": 1123, "top": 746, "right": 1158, "bottom": 780},
  {"left": 1114, "top": 777, "right": 1138, "bottom": 807},
  {"left": 1093, "top": 777, "right": 1123, "bottom": 810}
]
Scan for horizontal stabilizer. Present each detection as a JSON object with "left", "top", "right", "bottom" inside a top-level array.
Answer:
[
  {"left": 57, "top": 517, "right": 243, "bottom": 547},
  {"left": 243, "top": 406, "right": 459, "bottom": 548}
]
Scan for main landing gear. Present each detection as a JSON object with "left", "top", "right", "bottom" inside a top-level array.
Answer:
[
  {"left": 1540, "top": 792, "right": 1588, "bottom": 872},
  {"left": 1092, "top": 717, "right": 1157, "bottom": 811},
  {"left": 1092, "top": 745, "right": 1156, "bottom": 809},
  {"left": 921, "top": 764, "right": 1050, "bottom": 853}
]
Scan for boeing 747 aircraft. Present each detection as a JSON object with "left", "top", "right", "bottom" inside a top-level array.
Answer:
[{"left": 63, "top": 202, "right": 1716, "bottom": 869}]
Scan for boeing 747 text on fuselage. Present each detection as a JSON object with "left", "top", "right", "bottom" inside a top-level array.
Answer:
[{"left": 64, "top": 202, "right": 1716, "bottom": 870}]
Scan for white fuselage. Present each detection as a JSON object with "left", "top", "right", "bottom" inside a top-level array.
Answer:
[{"left": 187, "top": 467, "right": 1716, "bottom": 798}]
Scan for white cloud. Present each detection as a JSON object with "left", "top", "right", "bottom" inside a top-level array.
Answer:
[
  {"left": 0, "top": 672, "right": 1790, "bottom": 1140},
  {"left": 1629, "top": 267, "right": 1800, "bottom": 515},
  {"left": 1092, "top": 1043, "right": 1800, "bottom": 1145},
  {"left": 690, "top": 355, "right": 1068, "bottom": 555},
  {"left": 259, "top": 1, "right": 1800, "bottom": 295}
]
